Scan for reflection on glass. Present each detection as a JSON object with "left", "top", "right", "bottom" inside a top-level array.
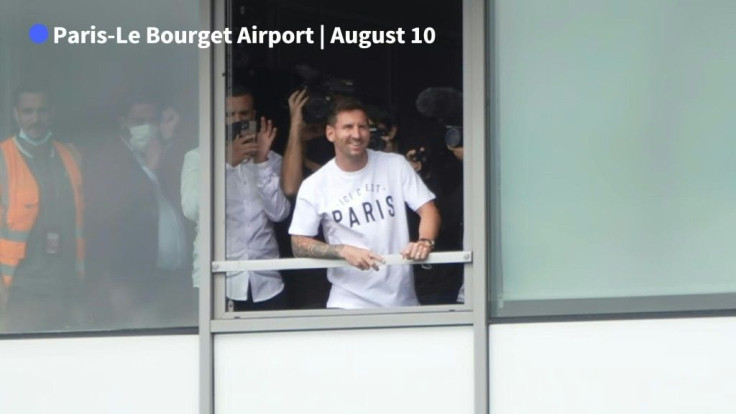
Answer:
[
  {"left": 85, "top": 92, "right": 197, "bottom": 329},
  {"left": 0, "top": 0, "right": 199, "bottom": 334},
  {"left": 1, "top": 81, "right": 86, "bottom": 332}
]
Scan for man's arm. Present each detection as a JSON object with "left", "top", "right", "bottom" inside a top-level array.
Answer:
[
  {"left": 281, "top": 89, "right": 308, "bottom": 197},
  {"left": 291, "top": 235, "right": 385, "bottom": 271},
  {"left": 256, "top": 158, "right": 291, "bottom": 222},
  {"left": 180, "top": 149, "right": 200, "bottom": 222},
  {"left": 401, "top": 200, "right": 441, "bottom": 261}
]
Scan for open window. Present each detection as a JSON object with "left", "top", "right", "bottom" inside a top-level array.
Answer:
[{"left": 209, "top": 0, "right": 476, "bottom": 327}]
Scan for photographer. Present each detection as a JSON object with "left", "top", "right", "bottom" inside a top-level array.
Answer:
[
  {"left": 281, "top": 89, "right": 328, "bottom": 197},
  {"left": 181, "top": 87, "right": 290, "bottom": 311},
  {"left": 408, "top": 87, "right": 465, "bottom": 305},
  {"left": 281, "top": 66, "right": 355, "bottom": 197},
  {"left": 366, "top": 103, "right": 399, "bottom": 154}
]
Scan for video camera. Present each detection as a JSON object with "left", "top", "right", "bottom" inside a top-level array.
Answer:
[{"left": 295, "top": 64, "right": 356, "bottom": 124}]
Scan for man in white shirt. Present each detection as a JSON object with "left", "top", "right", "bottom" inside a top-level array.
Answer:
[
  {"left": 289, "top": 99, "right": 440, "bottom": 309},
  {"left": 181, "top": 87, "right": 291, "bottom": 310}
]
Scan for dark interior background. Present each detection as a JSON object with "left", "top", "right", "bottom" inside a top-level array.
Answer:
[{"left": 228, "top": 0, "right": 463, "bottom": 155}]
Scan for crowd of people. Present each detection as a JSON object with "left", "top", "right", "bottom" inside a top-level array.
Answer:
[{"left": 0, "top": 77, "right": 464, "bottom": 333}]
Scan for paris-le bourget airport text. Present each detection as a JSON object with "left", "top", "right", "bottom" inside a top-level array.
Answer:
[{"left": 51, "top": 25, "right": 438, "bottom": 49}]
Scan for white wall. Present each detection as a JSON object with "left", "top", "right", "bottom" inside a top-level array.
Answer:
[
  {"left": 0, "top": 335, "right": 198, "bottom": 414},
  {"left": 215, "top": 326, "right": 474, "bottom": 414},
  {"left": 490, "top": 317, "right": 736, "bottom": 413}
]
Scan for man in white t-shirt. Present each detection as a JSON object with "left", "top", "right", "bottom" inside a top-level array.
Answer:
[{"left": 289, "top": 99, "right": 440, "bottom": 308}]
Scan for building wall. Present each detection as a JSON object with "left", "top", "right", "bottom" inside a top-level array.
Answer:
[
  {"left": 215, "top": 326, "right": 474, "bottom": 414},
  {"left": 490, "top": 317, "right": 736, "bottom": 413},
  {"left": 0, "top": 335, "right": 198, "bottom": 414},
  {"left": 2, "top": 319, "right": 734, "bottom": 413}
]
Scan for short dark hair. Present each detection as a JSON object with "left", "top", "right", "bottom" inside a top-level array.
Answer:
[
  {"left": 120, "top": 90, "right": 162, "bottom": 118},
  {"left": 13, "top": 78, "right": 52, "bottom": 108},
  {"left": 327, "top": 98, "right": 366, "bottom": 126},
  {"left": 229, "top": 84, "right": 254, "bottom": 100},
  {"left": 365, "top": 103, "right": 397, "bottom": 129}
]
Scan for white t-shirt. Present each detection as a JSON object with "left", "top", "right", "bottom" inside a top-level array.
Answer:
[{"left": 289, "top": 150, "right": 435, "bottom": 308}]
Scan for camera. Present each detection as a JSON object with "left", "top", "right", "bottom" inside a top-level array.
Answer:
[
  {"left": 369, "top": 126, "right": 388, "bottom": 151},
  {"left": 444, "top": 126, "right": 462, "bottom": 148},
  {"left": 295, "top": 64, "right": 355, "bottom": 124},
  {"left": 407, "top": 147, "right": 429, "bottom": 164},
  {"left": 228, "top": 120, "right": 256, "bottom": 142}
]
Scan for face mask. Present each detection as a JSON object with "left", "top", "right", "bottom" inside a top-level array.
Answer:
[
  {"left": 19, "top": 129, "right": 52, "bottom": 147},
  {"left": 128, "top": 124, "right": 159, "bottom": 152}
]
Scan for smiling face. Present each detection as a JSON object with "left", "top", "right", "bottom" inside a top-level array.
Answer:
[
  {"left": 326, "top": 109, "right": 370, "bottom": 171},
  {"left": 14, "top": 92, "right": 52, "bottom": 141}
]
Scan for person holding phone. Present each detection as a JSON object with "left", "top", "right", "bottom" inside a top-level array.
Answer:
[{"left": 181, "top": 86, "right": 291, "bottom": 311}]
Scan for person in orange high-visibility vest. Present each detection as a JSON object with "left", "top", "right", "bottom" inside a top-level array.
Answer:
[{"left": 0, "top": 82, "right": 85, "bottom": 333}]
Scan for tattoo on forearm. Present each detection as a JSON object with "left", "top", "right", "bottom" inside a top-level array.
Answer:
[{"left": 292, "top": 236, "right": 344, "bottom": 259}]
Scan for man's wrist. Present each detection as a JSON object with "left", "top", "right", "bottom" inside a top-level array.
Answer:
[{"left": 417, "top": 238, "right": 435, "bottom": 250}]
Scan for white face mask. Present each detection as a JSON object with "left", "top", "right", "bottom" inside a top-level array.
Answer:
[
  {"left": 19, "top": 129, "right": 52, "bottom": 147},
  {"left": 128, "top": 123, "right": 159, "bottom": 152}
]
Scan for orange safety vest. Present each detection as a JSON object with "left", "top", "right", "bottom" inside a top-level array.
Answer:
[{"left": 0, "top": 137, "right": 85, "bottom": 288}]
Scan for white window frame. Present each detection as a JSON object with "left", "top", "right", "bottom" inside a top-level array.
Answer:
[{"left": 198, "top": 0, "right": 489, "bottom": 412}]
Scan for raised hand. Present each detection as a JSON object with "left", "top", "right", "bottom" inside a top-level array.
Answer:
[{"left": 254, "top": 116, "right": 277, "bottom": 164}]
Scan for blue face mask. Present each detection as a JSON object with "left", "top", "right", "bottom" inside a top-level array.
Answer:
[{"left": 19, "top": 129, "right": 52, "bottom": 147}]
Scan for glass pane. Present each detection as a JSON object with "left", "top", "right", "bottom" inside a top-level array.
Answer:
[
  {"left": 221, "top": 0, "right": 464, "bottom": 311},
  {"left": 492, "top": 0, "right": 736, "bottom": 317},
  {"left": 0, "top": 0, "right": 199, "bottom": 333}
]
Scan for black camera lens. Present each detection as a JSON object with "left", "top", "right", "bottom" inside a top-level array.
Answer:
[
  {"left": 445, "top": 127, "right": 463, "bottom": 148},
  {"left": 302, "top": 94, "right": 331, "bottom": 125},
  {"left": 369, "top": 127, "right": 387, "bottom": 151}
]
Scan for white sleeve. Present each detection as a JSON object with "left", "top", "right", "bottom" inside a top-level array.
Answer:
[
  {"left": 180, "top": 148, "right": 200, "bottom": 222},
  {"left": 288, "top": 182, "right": 321, "bottom": 237},
  {"left": 255, "top": 151, "right": 291, "bottom": 222},
  {"left": 399, "top": 156, "right": 435, "bottom": 211}
]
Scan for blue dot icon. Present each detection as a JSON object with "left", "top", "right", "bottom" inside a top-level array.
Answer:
[{"left": 29, "top": 24, "right": 49, "bottom": 44}]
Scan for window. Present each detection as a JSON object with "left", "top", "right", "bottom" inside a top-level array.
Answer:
[
  {"left": 213, "top": 0, "right": 470, "bottom": 318},
  {"left": 0, "top": 0, "right": 200, "bottom": 334},
  {"left": 491, "top": 0, "right": 736, "bottom": 318}
]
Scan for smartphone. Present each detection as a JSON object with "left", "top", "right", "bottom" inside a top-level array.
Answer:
[{"left": 229, "top": 120, "right": 257, "bottom": 142}]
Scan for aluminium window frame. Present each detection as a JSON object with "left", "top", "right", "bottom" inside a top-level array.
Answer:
[
  {"left": 205, "top": 0, "right": 486, "bottom": 333},
  {"left": 199, "top": 0, "right": 489, "bottom": 412}
]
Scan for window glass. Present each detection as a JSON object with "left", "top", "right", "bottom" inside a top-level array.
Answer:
[
  {"left": 493, "top": 0, "right": 736, "bottom": 317},
  {"left": 0, "top": 0, "right": 199, "bottom": 333},
  {"left": 221, "top": 0, "right": 464, "bottom": 312}
]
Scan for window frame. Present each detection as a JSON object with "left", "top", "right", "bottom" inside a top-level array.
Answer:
[
  {"left": 486, "top": 0, "right": 736, "bottom": 324},
  {"left": 202, "top": 0, "right": 488, "bottom": 334},
  {"left": 199, "top": 1, "right": 489, "bottom": 413}
]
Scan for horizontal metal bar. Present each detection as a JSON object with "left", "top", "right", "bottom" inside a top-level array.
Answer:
[
  {"left": 221, "top": 303, "right": 471, "bottom": 320},
  {"left": 211, "top": 250, "right": 472, "bottom": 272},
  {"left": 210, "top": 309, "right": 473, "bottom": 333}
]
